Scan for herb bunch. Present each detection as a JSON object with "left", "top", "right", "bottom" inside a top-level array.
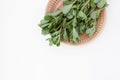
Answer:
[{"left": 39, "top": 0, "right": 108, "bottom": 46}]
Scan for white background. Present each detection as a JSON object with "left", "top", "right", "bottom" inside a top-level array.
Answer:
[{"left": 1, "top": 0, "right": 120, "bottom": 80}]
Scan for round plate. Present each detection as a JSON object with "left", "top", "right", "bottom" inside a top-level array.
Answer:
[{"left": 46, "top": 0, "right": 106, "bottom": 45}]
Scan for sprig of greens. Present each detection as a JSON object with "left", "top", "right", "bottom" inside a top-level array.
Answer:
[{"left": 39, "top": 0, "right": 108, "bottom": 46}]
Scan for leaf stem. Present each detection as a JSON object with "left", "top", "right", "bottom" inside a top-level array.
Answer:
[
  {"left": 72, "top": 0, "right": 77, "bottom": 4},
  {"left": 81, "top": 0, "right": 90, "bottom": 11},
  {"left": 87, "top": 7, "right": 96, "bottom": 16}
]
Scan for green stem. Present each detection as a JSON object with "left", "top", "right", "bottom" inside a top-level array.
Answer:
[
  {"left": 57, "top": 23, "right": 62, "bottom": 30},
  {"left": 87, "top": 7, "right": 96, "bottom": 16},
  {"left": 97, "top": 8, "right": 105, "bottom": 11},
  {"left": 72, "top": 0, "right": 77, "bottom": 4},
  {"left": 81, "top": 0, "right": 90, "bottom": 11}
]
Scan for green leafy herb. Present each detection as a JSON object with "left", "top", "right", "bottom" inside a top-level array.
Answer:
[
  {"left": 97, "top": 0, "right": 106, "bottom": 8},
  {"left": 72, "top": 27, "right": 80, "bottom": 43},
  {"left": 62, "top": 4, "right": 73, "bottom": 15},
  {"left": 63, "top": 29, "right": 68, "bottom": 41},
  {"left": 77, "top": 11, "right": 87, "bottom": 19},
  {"left": 90, "top": 10, "right": 100, "bottom": 19},
  {"left": 39, "top": 0, "right": 108, "bottom": 46},
  {"left": 86, "top": 26, "right": 96, "bottom": 37}
]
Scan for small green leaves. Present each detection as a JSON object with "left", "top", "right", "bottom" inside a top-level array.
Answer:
[
  {"left": 80, "top": 23, "right": 86, "bottom": 33},
  {"left": 39, "top": 20, "right": 49, "bottom": 26},
  {"left": 86, "top": 26, "right": 96, "bottom": 37},
  {"left": 97, "top": 0, "right": 106, "bottom": 8},
  {"left": 51, "top": 31, "right": 60, "bottom": 37},
  {"left": 51, "top": 9, "right": 62, "bottom": 16},
  {"left": 47, "top": 38, "right": 53, "bottom": 46},
  {"left": 63, "top": 29, "right": 68, "bottom": 41},
  {"left": 63, "top": 19, "right": 67, "bottom": 27},
  {"left": 41, "top": 28, "right": 49, "bottom": 35},
  {"left": 45, "top": 10, "right": 62, "bottom": 17},
  {"left": 72, "top": 17, "right": 77, "bottom": 27},
  {"left": 67, "top": 12, "right": 73, "bottom": 19},
  {"left": 40, "top": 23, "right": 49, "bottom": 28},
  {"left": 39, "top": 0, "right": 108, "bottom": 46},
  {"left": 77, "top": 11, "right": 87, "bottom": 19},
  {"left": 44, "top": 13, "right": 53, "bottom": 20},
  {"left": 51, "top": 31, "right": 61, "bottom": 46},
  {"left": 72, "top": 27, "right": 80, "bottom": 43},
  {"left": 90, "top": 10, "right": 100, "bottom": 20},
  {"left": 62, "top": 4, "right": 73, "bottom": 14},
  {"left": 94, "top": 0, "right": 101, "bottom": 3},
  {"left": 63, "top": 0, "right": 72, "bottom": 6},
  {"left": 90, "top": 0, "right": 95, "bottom": 7},
  {"left": 94, "top": 0, "right": 106, "bottom": 8}
]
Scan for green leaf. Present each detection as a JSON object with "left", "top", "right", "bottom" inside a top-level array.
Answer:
[
  {"left": 52, "top": 9, "right": 62, "bottom": 16},
  {"left": 49, "top": 31, "right": 61, "bottom": 46},
  {"left": 44, "top": 10, "right": 61, "bottom": 18},
  {"left": 41, "top": 28, "right": 49, "bottom": 35},
  {"left": 48, "top": 23, "right": 52, "bottom": 29},
  {"left": 80, "top": 24, "right": 86, "bottom": 33},
  {"left": 39, "top": 20, "right": 49, "bottom": 26},
  {"left": 47, "top": 38, "right": 53, "bottom": 46},
  {"left": 44, "top": 13, "right": 53, "bottom": 20},
  {"left": 40, "top": 23, "right": 49, "bottom": 28},
  {"left": 67, "top": 10, "right": 74, "bottom": 19},
  {"left": 72, "top": 10, "right": 77, "bottom": 16},
  {"left": 63, "top": 1, "right": 72, "bottom": 6},
  {"left": 94, "top": 0, "right": 101, "bottom": 3},
  {"left": 72, "top": 27, "right": 80, "bottom": 43},
  {"left": 104, "top": 2, "right": 109, "bottom": 7},
  {"left": 51, "top": 31, "right": 60, "bottom": 37},
  {"left": 86, "top": 26, "right": 96, "bottom": 37},
  {"left": 55, "top": 14, "right": 63, "bottom": 24},
  {"left": 62, "top": 4, "right": 73, "bottom": 14},
  {"left": 63, "top": 29, "right": 68, "bottom": 41},
  {"left": 72, "top": 17, "right": 77, "bottom": 27},
  {"left": 90, "top": 10, "right": 100, "bottom": 19},
  {"left": 52, "top": 34, "right": 60, "bottom": 46},
  {"left": 90, "top": 0, "right": 95, "bottom": 7},
  {"left": 63, "top": 19, "right": 67, "bottom": 27},
  {"left": 97, "top": 0, "right": 106, "bottom": 8},
  {"left": 72, "top": 5, "right": 77, "bottom": 9},
  {"left": 77, "top": 11, "right": 87, "bottom": 19},
  {"left": 73, "top": 28, "right": 80, "bottom": 39}
]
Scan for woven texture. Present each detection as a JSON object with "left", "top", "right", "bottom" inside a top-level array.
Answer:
[{"left": 46, "top": 0, "right": 105, "bottom": 45}]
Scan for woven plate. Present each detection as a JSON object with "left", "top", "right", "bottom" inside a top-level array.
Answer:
[{"left": 46, "top": 0, "right": 106, "bottom": 45}]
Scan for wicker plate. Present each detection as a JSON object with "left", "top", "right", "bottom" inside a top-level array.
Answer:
[{"left": 46, "top": 0, "right": 106, "bottom": 45}]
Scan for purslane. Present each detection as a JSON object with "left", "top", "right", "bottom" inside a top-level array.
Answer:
[{"left": 39, "top": 0, "right": 108, "bottom": 46}]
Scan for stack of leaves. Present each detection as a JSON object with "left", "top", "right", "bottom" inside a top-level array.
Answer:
[{"left": 39, "top": 0, "right": 108, "bottom": 46}]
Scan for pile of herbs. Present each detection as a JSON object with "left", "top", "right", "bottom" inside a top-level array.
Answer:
[{"left": 39, "top": 0, "right": 108, "bottom": 46}]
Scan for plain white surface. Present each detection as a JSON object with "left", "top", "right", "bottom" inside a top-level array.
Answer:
[{"left": 1, "top": 0, "right": 120, "bottom": 80}]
